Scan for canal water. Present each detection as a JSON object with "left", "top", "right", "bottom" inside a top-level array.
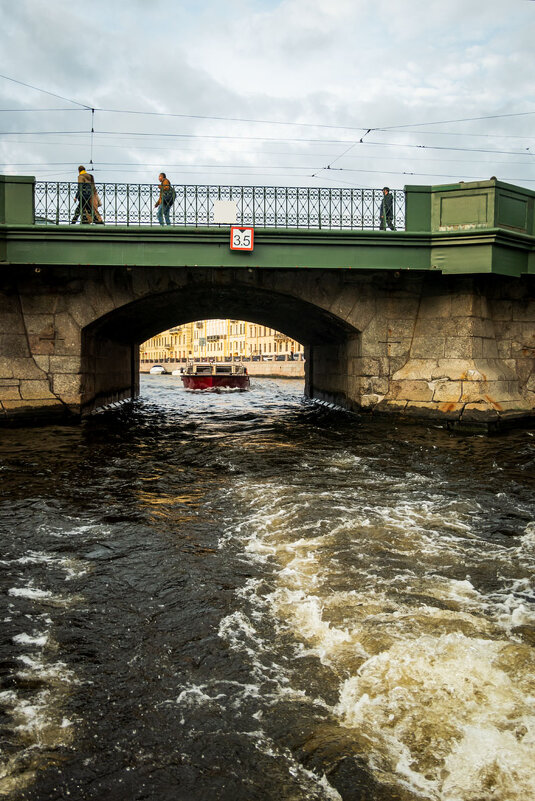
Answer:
[{"left": 1, "top": 376, "right": 534, "bottom": 801}]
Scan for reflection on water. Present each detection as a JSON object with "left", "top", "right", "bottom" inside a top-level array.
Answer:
[{"left": 0, "top": 375, "right": 534, "bottom": 800}]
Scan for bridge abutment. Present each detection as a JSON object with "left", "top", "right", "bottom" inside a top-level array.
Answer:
[{"left": 304, "top": 274, "right": 534, "bottom": 427}]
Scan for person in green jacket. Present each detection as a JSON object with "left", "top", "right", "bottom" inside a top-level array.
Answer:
[{"left": 379, "top": 186, "right": 395, "bottom": 230}]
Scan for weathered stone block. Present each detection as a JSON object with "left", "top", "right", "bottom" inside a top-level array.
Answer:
[
  {"left": 52, "top": 313, "right": 81, "bottom": 355},
  {"left": 403, "top": 380, "right": 434, "bottom": 401},
  {"left": 417, "top": 295, "right": 452, "bottom": 319},
  {"left": 0, "top": 314, "right": 26, "bottom": 335},
  {"left": 460, "top": 380, "right": 515, "bottom": 403},
  {"left": 382, "top": 297, "right": 420, "bottom": 318},
  {"left": 376, "top": 397, "right": 407, "bottom": 413},
  {"left": 0, "top": 334, "right": 29, "bottom": 358},
  {"left": 33, "top": 356, "right": 50, "bottom": 372},
  {"left": 481, "top": 338, "right": 499, "bottom": 358},
  {"left": 389, "top": 379, "right": 434, "bottom": 402},
  {"left": 1, "top": 398, "right": 67, "bottom": 415},
  {"left": 432, "top": 381, "right": 462, "bottom": 402},
  {"left": 445, "top": 337, "right": 478, "bottom": 359},
  {"left": 352, "top": 357, "right": 381, "bottom": 376},
  {"left": 386, "top": 340, "right": 411, "bottom": 358},
  {"left": 49, "top": 356, "right": 82, "bottom": 373},
  {"left": 472, "top": 359, "right": 516, "bottom": 381},
  {"left": 512, "top": 301, "right": 535, "bottom": 322},
  {"left": 451, "top": 293, "right": 483, "bottom": 318},
  {"left": 449, "top": 317, "right": 495, "bottom": 338},
  {"left": 20, "top": 295, "right": 58, "bottom": 314},
  {"left": 489, "top": 300, "right": 513, "bottom": 321},
  {"left": 360, "top": 377, "right": 389, "bottom": 395},
  {"left": 386, "top": 320, "right": 415, "bottom": 339},
  {"left": 437, "top": 401, "right": 464, "bottom": 417},
  {"left": 433, "top": 359, "right": 472, "bottom": 380},
  {"left": 27, "top": 335, "right": 56, "bottom": 355},
  {"left": 20, "top": 380, "right": 55, "bottom": 400},
  {"left": 23, "top": 314, "right": 55, "bottom": 336},
  {"left": 411, "top": 337, "right": 445, "bottom": 359},
  {"left": 359, "top": 393, "right": 384, "bottom": 408},
  {"left": 0, "top": 357, "right": 46, "bottom": 380},
  {"left": 496, "top": 340, "right": 512, "bottom": 359},
  {"left": 394, "top": 359, "right": 437, "bottom": 381},
  {"left": 504, "top": 325, "right": 534, "bottom": 351},
  {"left": 0, "top": 384, "right": 21, "bottom": 400},
  {"left": 414, "top": 318, "right": 460, "bottom": 337}
]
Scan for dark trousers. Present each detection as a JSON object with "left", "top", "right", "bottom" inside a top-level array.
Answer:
[
  {"left": 72, "top": 191, "right": 93, "bottom": 224},
  {"left": 379, "top": 214, "right": 395, "bottom": 231}
]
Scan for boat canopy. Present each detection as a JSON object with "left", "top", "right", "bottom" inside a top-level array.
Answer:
[{"left": 184, "top": 362, "right": 247, "bottom": 375}]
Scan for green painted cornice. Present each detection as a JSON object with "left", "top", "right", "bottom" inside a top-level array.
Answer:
[{"left": 1, "top": 223, "right": 533, "bottom": 275}]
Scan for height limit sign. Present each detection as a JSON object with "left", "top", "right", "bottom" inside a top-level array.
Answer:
[{"left": 230, "top": 226, "right": 254, "bottom": 252}]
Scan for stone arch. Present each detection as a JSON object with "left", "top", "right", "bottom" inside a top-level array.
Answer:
[{"left": 81, "top": 274, "right": 361, "bottom": 414}]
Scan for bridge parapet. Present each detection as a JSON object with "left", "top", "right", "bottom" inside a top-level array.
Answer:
[{"left": 33, "top": 180, "right": 406, "bottom": 231}]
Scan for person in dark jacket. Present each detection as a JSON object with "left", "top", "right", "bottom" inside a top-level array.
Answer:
[
  {"left": 71, "top": 166, "right": 94, "bottom": 224},
  {"left": 379, "top": 186, "right": 395, "bottom": 230}
]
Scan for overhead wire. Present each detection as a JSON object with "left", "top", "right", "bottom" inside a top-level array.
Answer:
[
  {"left": 2, "top": 129, "right": 534, "bottom": 159},
  {"left": 1, "top": 73, "right": 535, "bottom": 137},
  {"left": 1, "top": 73, "right": 534, "bottom": 186},
  {"left": 0, "top": 74, "right": 92, "bottom": 109}
]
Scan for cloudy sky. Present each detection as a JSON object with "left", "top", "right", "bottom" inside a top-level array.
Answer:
[{"left": 1, "top": 0, "right": 534, "bottom": 191}]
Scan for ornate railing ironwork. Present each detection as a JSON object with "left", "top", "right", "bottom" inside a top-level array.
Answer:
[{"left": 34, "top": 182, "right": 405, "bottom": 230}]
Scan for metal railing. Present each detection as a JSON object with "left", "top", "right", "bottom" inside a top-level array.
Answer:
[{"left": 34, "top": 182, "right": 405, "bottom": 231}]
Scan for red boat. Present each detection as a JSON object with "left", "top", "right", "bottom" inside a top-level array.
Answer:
[{"left": 180, "top": 362, "right": 250, "bottom": 391}]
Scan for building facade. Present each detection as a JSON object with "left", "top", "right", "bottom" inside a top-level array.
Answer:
[{"left": 140, "top": 320, "right": 304, "bottom": 364}]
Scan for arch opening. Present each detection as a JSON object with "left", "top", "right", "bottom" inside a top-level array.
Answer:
[{"left": 81, "top": 281, "right": 361, "bottom": 414}]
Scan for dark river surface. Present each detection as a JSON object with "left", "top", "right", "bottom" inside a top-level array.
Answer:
[{"left": 1, "top": 376, "right": 534, "bottom": 801}]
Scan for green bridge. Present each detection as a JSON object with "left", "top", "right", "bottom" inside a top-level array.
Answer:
[{"left": 0, "top": 174, "right": 534, "bottom": 427}]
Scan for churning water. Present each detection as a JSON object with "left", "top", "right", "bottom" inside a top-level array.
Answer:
[{"left": 0, "top": 376, "right": 534, "bottom": 801}]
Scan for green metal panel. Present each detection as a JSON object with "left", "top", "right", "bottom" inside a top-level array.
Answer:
[
  {"left": 496, "top": 193, "right": 529, "bottom": 232},
  {"left": 0, "top": 176, "right": 35, "bottom": 225},
  {"left": 404, "top": 185, "right": 431, "bottom": 231},
  {"left": 439, "top": 193, "right": 489, "bottom": 227},
  {"left": 431, "top": 243, "right": 493, "bottom": 274}
]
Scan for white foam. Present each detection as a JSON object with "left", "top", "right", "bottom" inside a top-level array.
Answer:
[
  {"left": 222, "top": 469, "right": 535, "bottom": 801},
  {"left": 8, "top": 587, "right": 52, "bottom": 600},
  {"left": 13, "top": 633, "right": 48, "bottom": 647},
  {"left": 334, "top": 633, "right": 535, "bottom": 799},
  {"left": 442, "top": 724, "right": 535, "bottom": 801}
]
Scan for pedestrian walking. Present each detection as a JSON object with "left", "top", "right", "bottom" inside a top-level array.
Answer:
[
  {"left": 155, "top": 172, "right": 174, "bottom": 225},
  {"left": 88, "top": 174, "right": 104, "bottom": 224},
  {"left": 379, "top": 187, "right": 395, "bottom": 231},
  {"left": 71, "top": 166, "right": 93, "bottom": 224}
]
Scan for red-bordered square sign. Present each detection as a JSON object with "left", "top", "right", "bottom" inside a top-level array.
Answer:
[{"left": 230, "top": 226, "right": 254, "bottom": 251}]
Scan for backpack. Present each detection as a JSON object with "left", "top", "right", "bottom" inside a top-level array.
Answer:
[{"left": 164, "top": 186, "right": 176, "bottom": 206}]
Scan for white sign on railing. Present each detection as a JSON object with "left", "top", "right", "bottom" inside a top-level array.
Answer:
[{"left": 212, "top": 200, "right": 237, "bottom": 224}]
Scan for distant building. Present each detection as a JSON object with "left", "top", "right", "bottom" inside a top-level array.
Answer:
[{"left": 139, "top": 320, "right": 304, "bottom": 363}]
